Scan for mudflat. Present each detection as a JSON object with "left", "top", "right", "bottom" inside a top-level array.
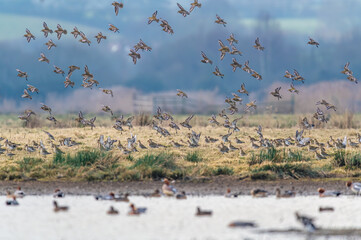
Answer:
[{"left": 0, "top": 177, "right": 356, "bottom": 196}]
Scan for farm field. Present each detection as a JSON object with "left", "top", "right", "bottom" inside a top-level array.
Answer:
[{"left": 0, "top": 114, "right": 360, "bottom": 182}]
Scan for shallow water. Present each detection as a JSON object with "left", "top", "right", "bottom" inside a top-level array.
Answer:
[{"left": 1, "top": 195, "right": 361, "bottom": 240}]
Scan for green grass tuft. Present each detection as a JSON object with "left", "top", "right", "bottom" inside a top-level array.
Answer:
[
  {"left": 53, "top": 149, "right": 105, "bottom": 167},
  {"left": 185, "top": 152, "right": 203, "bottom": 163}
]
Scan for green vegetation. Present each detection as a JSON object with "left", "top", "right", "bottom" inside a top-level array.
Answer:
[
  {"left": 248, "top": 147, "right": 310, "bottom": 166},
  {"left": 53, "top": 149, "right": 105, "bottom": 167},
  {"left": 332, "top": 150, "right": 361, "bottom": 170},
  {"left": 251, "top": 163, "right": 320, "bottom": 179},
  {"left": 185, "top": 152, "right": 203, "bottom": 163}
]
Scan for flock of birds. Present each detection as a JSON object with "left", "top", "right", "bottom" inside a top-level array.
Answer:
[
  {"left": 2, "top": 0, "right": 360, "bottom": 160},
  {"left": 4, "top": 179, "right": 361, "bottom": 232}
]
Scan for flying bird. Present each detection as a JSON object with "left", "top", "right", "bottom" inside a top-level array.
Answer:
[
  {"left": 45, "top": 39, "right": 56, "bottom": 50},
  {"left": 129, "top": 49, "right": 141, "bottom": 64},
  {"left": 95, "top": 32, "right": 107, "bottom": 44},
  {"left": 41, "top": 22, "right": 53, "bottom": 37},
  {"left": 38, "top": 53, "right": 49, "bottom": 64},
  {"left": 213, "top": 66, "right": 224, "bottom": 78},
  {"left": 177, "top": 3, "right": 189, "bottom": 17},
  {"left": 215, "top": 15, "right": 227, "bottom": 27},
  {"left": 148, "top": 11, "right": 159, "bottom": 24},
  {"left": 16, "top": 69, "right": 28, "bottom": 81},
  {"left": 112, "top": 1, "right": 124, "bottom": 16},
  {"left": 24, "top": 28, "right": 35, "bottom": 43},
  {"left": 253, "top": 37, "right": 264, "bottom": 51},
  {"left": 189, "top": 0, "right": 201, "bottom": 13},
  {"left": 21, "top": 89, "right": 32, "bottom": 100},
  {"left": 200, "top": 51, "right": 212, "bottom": 64},
  {"left": 270, "top": 87, "right": 282, "bottom": 100},
  {"left": 307, "top": 37, "right": 319, "bottom": 48},
  {"left": 177, "top": 89, "right": 188, "bottom": 98},
  {"left": 54, "top": 24, "right": 67, "bottom": 40},
  {"left": 108, "top": 24, "right": 120, "bottom": 33},
  {"left": 71, "top": 27, "right": 81, "bottom": 38}
]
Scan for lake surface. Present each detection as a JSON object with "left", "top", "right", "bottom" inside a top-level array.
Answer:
[{"left": 1, "top": 195, "right": 361, "bottom": 240}]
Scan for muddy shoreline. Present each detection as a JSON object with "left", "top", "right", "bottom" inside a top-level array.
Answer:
[{"left": 0, "top": 177, "right": 357, "bottom": 196}]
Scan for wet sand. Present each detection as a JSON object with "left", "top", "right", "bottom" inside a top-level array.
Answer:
[{"left": 0, "top": 177, "right": 355, "bottom": 196}]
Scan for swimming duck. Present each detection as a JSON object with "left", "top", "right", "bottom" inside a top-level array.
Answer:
[
  {"left": 115, "top": 193, "right": 130, "bottom": 202},
  {"left": 53, "top": 200, "right": 69, "bottom": 212},
  {"left": 53, "top": 189, "right": 65, "bottom": 198},
  {"left": 295, "top": 212, "right": 317, "bottom": 232},
  {"left": 107, "top": 206, "right": 119, "bottom": 215},
  {"left": 128, "top": 203, "right": 147, "bottom": 215},
  {"left": 346, "top": 181, "right": 361, "bottom": 195},
  {"left": 150, "top": 189, "right": 161, "bottom": 198},
  {"left": 228, "top": 221, "right": 256, "bottom": 228},
  {"left": 318, "top": 188, "right": 341, "bottom": 197},
  {"left": 14, "top": 187, "right": 25, "bottom": 198},
  {"left": 251, "top": 188, "right": 268, "bottom": 198},
  {"left": 196, "top": 207, "right": 212, "bottom": 216},
  {"left": 176, "top": 191, "right": 187, "bottom": 200},
  {"left": 225, "top": 188, "right": 238, "bottom": 198},
  {"left": 275, "top": 188, "right": 295, "bottom": 198},
  {"left": 6, "top": 195, "right": 19, "bottom": 206},
  {"left": 95, "top": 192, "right": 117, "bottom": 200},
  {"left": 162, "top": 178, "right": 177, "bottom": 196}
]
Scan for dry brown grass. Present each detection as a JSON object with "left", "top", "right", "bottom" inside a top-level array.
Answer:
[{"left": 0, "top": 113, "right": 361, "bottom": 181}]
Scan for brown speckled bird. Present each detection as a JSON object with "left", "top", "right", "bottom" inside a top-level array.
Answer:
[
  {"left": 112, "top": 1, "right": 124, "bottom": 16},
  {"left": 41, "top": 22, "right": 53, "bottom": 38}
]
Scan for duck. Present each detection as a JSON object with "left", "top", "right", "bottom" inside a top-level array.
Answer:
[
  {"left": 346, "top": 181, "right": 361, "bottom": 195},
  {"left": 24, "top": 28, "right": 35, "bottom": 42},
  {"left": 215, "top": 14, "right": 227, "bottom": 27},
  {"left": 53, "top": 200, "right": 69, "bottom": 212},
  {"left": 253, "top": 37, "right": 264, "bottom": 51},
  {"left": 16, "top": 69, "right": 29, "bottom": 81},
  {"left": 225, "top": 188, "right": 238, "bottom": 198},
  {"left": 189, "top": 0, "right": 201, "bottom": 12},
  {"left": 107, "top": 206, "right": 119, "bottom": 215},
  {"left": 200, "top": 51, "right": 212, "bottom": 65},
  {"left": 6, "top": 195, "right": 19, "bottom": 206},
  {"left": 319, "top": 207, "right": 334, "bottom": 212},
  {"left": 162, "top": 178, "right": 177, "bottom": 196},
  {"left": 228, "top": 221, "right": 256, "bottom": 228},
  {"left": 112, "top": 1, "right": 124, "bottom": 16},
  {"left": 14, "top": 187, "right": 25, "bottom": 198},
  {"left": 251, "top": 188, "right": 268, "bottom": 198},
  {"left": 53, "top": 189, "right": 65, "bottom": 198},
  {"left": 38, "top": 53, "right": 50, "bottom": 64},
  {"left": 150, "top": 189, "right": 161, "bottom": 198},
  {"left": 275, "top": 188, "right": 295, "bottom": 198},
  {"left": 148, "top": 11, "right": 159, "bottom": 24},
  {"left": 45, "top": 39, "right": 56, "bottom": 50},
  {"left": 196, "top": 207, "right": 212, "bottom": 216},
  {"left": 307, "top": 37, "right": 319, "bottom": 47},
  {"left": 95, "top": 192, "right": 116, "bottom": 200},
  {"left": 177, "top": 3, "right": 189, "bottom": 17},
  {"left": 115, "top": 193, "right": 130, "bottom": 202},
  {"left": 176, "top": 191, "right": 187, "bottom": 200},
  {"left": 128, "top": 203, "right": 147, "bottom": 215},
  {"left": 318, "top": 188, "right": 341, "bottom": 197},
  {"left": 295, "top": 212, "right": 317, "bottom": 232},
  {"left": 41, "top": 22, "right": 53, "bottom": 37}
]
